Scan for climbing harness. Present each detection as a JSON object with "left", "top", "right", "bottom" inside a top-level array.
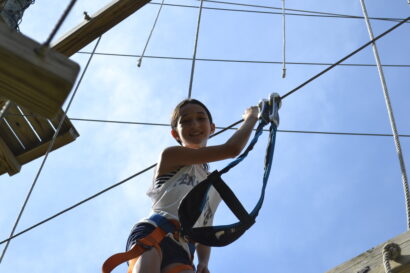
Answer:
[
  {"left": 102, "top": 213, "right": 194, "bottom": 273},
  {"left": 178, "top": 93, "right": 281, "bottom": 246}
]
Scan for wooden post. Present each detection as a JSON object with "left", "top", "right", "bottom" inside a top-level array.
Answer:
[
  {"left": 0, "top": 22, "right": 80, "bottom": 118},
  {"left": 326, "top": 230, "right": 410, "bottom": 273},
  {"left": 52, "top": 0, "right": 150, "bottom": 57}
]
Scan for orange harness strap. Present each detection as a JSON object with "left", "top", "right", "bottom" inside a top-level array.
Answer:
[{"left": 102, "top": 227, "right": 167, "bottom": 273}]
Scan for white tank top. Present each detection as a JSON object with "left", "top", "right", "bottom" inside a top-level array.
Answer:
[{"left": 147, "top": 164, "right": 221, "bottom": 227}]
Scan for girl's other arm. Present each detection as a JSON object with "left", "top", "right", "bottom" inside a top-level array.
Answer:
[{"left": 196, "top": 244, "right": 211, "bottom": 273}]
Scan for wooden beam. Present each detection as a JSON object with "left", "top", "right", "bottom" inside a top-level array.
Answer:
[
  {"left": 0, "top": 22, "right": 80, "bottom": 118},
  {"left": 51, "top": 0, "right": 151, "bottom": 57},
  {"left": 326, "top": 230, "right": 410, "bottom": 273}
]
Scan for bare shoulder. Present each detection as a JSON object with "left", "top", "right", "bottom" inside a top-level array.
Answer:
[
  {"left": 156, "top": 146, "right": 184, "bottom": 177},
  {"left": 157, "top": 144, "right": 236, "bottom": 177}
]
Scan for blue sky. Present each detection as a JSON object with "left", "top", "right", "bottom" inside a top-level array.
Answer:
[{"left": 0, "top": 0, "right": 409, "bottom": 272}]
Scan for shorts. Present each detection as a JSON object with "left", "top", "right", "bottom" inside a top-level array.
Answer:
[{"left": 126, "top": 222, "right": 195, "bottom": 270}]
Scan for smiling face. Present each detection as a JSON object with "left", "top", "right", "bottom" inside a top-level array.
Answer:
[{"left": 171, "top": 103, "right": 215, "bottom": 148}]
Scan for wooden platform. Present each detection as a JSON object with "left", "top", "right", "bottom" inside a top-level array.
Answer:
[
  {"left": 0, "top": 99, "right": 79, "bottom": 176},
  {"left": 0, "top": 0, "right": 151, "bottom": 176},
  {"left": 0, "top": 21, "right": 80, "bottom": 118},
  {"left": 326, "top": 230, "right": 410, "bottom": 273}
]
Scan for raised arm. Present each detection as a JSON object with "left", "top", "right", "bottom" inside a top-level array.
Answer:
[{"left": 157, "top": 106, "right": 259, "bottom": 175}]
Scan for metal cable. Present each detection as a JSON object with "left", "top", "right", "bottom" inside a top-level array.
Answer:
[
  {"left": 76, "top": 51, "right": 410, "bottom": 68},
  {"left": 137, "top": 0, "right": 165, "bottom": 67},
  {"left": 281, "top": 0, "right": 286, "bottom": 78},
  {"left": 281, "top": 16, "right": 410, "bottom": 99},
  {"left": 0, "top": 36, "right": 102, "bottom": 264},
  {"left": 188, "top": 0, "right": 205, "bottom": 98},
  {"left": 360, "top": 0, "right": 410, "bottom": 230},
  {"left": 149, "top": 1, "right": 408, "bottom": 23},
  {"left": 43, "top": 0, "right": 77, "bottom": 47},
  {"left": 3, "top": 115, "right": 410, "bottom": 138}
]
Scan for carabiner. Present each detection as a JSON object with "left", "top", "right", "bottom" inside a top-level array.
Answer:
[
  {"left": 258, "top": 98, "right": 270, "bottom": 124},
  {"left": 269, "top": 93, "right": 281, "bottom": 127}
]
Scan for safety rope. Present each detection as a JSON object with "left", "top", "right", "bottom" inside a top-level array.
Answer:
[
  {"left": 0, "top": 36, "right": 102, "bottom": 264},
  {"left": 281, "top": 0, "right": 286, "bottom": 78},
  {"left": 187, "top": 0, "right": 204, "bottom": 98},
  {"left": 359, "top": 0, "right": 410, "bottom": 230},
  {"left": 137, "top": 0, "right": 165, "bottom": 67},
  {"left": 42, "top": 0, "right": 77, "bottom": 47},
  {"left": 382, "top": 243, "right": 401, "bottom": 273}
]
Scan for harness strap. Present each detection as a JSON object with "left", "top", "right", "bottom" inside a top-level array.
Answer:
[{"left": 102, "top": 227, "right": 166, "bottom": 273}]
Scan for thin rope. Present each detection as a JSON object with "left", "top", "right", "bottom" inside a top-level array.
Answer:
[
  {"left": 187, "top": 0, "right": 205, "bottom": 98},
  {"left": 0, "top": 36, "right": 102, "bottom": 264},
  {"left": 148, "top": 1, "right": 408, "bottom": 23},
  {"left": 43, "top": 0, "right": 77, "bottom": 47},
  {"left": 382, "top": 243, "right": 400, "bottom": 273},
  {"left": 137, "top": 0, "right": 165, "bottom": 67},
  {"left": 281, "top": 0, "right": 286, "bottom": 78},
  {"left": 3, "top": 115, "right": 410, "bottom": 138},
  {"left": 77, "top": 51, "right": 410, "bottom": 68},
  {"left": 359, "top": 0, "right": 410, "bottom": 230},
  {"left": 281, "top": 16, "right": 410, "bottom": 99}
]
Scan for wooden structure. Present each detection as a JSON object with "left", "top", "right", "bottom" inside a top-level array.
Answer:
[
  {"left": 326, "top": 230, "right": 410, "bottom": 273},
  {"left": 51, "top": 0, "right": 151, "bottom": 56},
  {"left": 0, "top": 22, "right": 80, "bottom": 118},
  {"left": 0, "top": 99, "right": 79, "bottom": 176},
  {"left": 0, "top": 0, "right": 151, "bottom": 176}
]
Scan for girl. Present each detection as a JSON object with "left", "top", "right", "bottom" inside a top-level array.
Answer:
[{"left": 126, "top": 99, "right": 259, "bottom": 273}]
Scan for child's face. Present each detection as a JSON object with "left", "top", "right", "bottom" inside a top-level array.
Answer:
[{"left": 172, "top": 103, "right": 215, "bottom": 148}]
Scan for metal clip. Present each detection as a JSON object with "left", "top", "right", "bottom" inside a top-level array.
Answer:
[
  {"left": 258, "top": 99, "right": 270, "bottom": 124},
  {"left": 269, "top": 93, "right": 281, "bottom": 127}
]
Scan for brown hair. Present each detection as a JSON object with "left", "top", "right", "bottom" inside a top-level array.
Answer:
[{"left": 170, "top": 99, "right": 213, "bottom": 130}]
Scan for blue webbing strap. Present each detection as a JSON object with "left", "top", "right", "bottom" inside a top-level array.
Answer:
[
  {"left": 219, "top": 121, "right": 267, "bottom": 175},
  {"left": 178, "top": 100, "right": 279, "bottom": 246}
]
